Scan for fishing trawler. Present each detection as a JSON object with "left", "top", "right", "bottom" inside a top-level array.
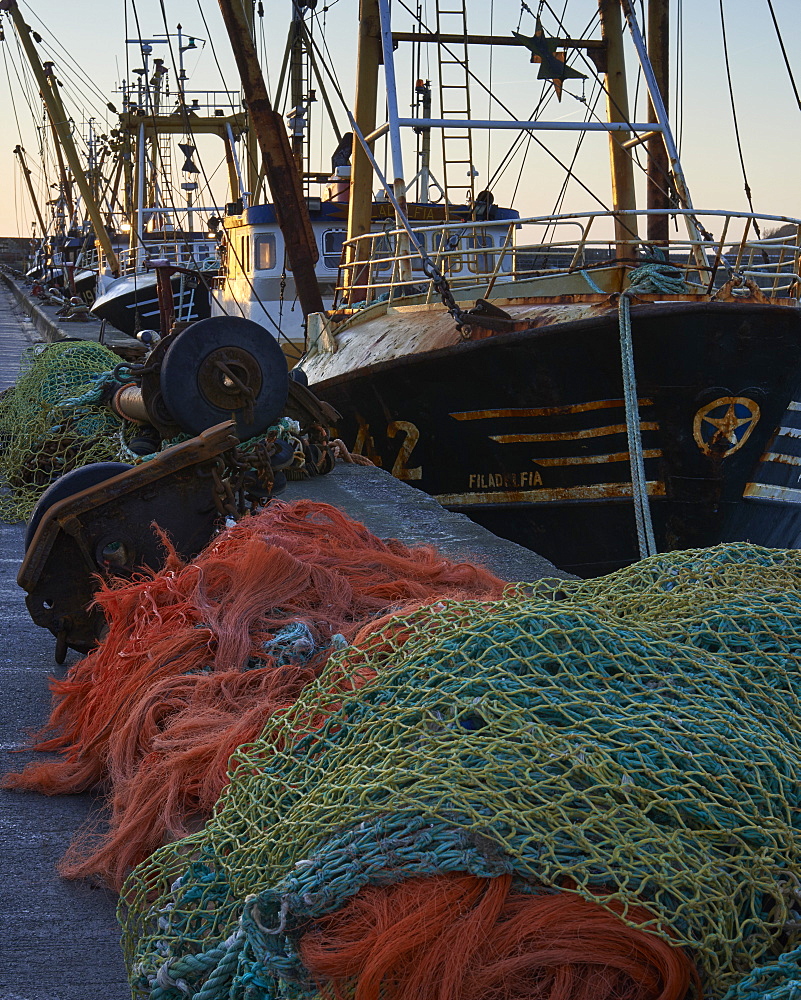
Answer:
[
  {"left": 88, "top": 33, "right": 233, "bottom": 335},
  {"left": 3, "top": 7, "right": 229, "bottom": 335},
  {"left": 211, "top": 1, "right": 518, "bottom": 361},
  {"left": 291, "top": 0, "right": 801, "bottom": 575},
  {"left": 6, "top": 0, "right": 800, "bottom": 577}
]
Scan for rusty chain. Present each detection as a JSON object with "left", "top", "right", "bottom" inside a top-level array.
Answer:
[
  {"left": 421, "top": 256, "right": 471, "bottom": 332},
  {"left": 210, "top": 458, "right": 240, "bottom": 519}
]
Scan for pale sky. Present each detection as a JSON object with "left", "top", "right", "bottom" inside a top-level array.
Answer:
[{"left": 0, "top": 0, "right": 799, "bottom": 239}]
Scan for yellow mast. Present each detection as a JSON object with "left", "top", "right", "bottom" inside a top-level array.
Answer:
[
  {"left": 1, "top": 1, "right": 121, "bottom": 275},
  {"left": 646, "top": 0, "right": 670, "bottom": 244},
  {"left": 13, "top": 144, "right": 47, "bottom": 236},
  {"left": 598, "top": 0, "right": 638, "bottom": 259}
]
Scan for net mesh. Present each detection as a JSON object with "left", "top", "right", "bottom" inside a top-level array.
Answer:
[
  {"left": 119, "top": 543, "right": 801, "bottom": 999},
  {"left": 0, "top": 341, "right": 126, "bottom": 521}
]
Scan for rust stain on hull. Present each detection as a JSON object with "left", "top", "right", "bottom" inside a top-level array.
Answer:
[
  {"left": 451, "top": 397, "right": 654, "bottom": 420},
  {"left": 435, "top": 481, "right": 667, "bottom": 506}
]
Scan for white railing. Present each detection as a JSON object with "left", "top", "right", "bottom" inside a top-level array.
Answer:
[
  {"left": 109, "top": 241, "right": 220, "bottom": 277},
  {"left": 334, "top": 209, "right": 801, "bottom": 308}
]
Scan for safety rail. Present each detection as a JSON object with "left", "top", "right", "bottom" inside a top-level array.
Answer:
[
  {"left": 334, "top": 210, "right": 801, "bottom": 308},
  {"left": 95, "top": 241, "right": 220, "bottom": 278},
  {"left": 76, "top": 246, "right": 100, "bottom": 272}
]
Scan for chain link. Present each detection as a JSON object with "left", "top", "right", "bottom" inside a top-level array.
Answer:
[
  {"left": 210, "top": 458, "right": 239, "bottom": 519},
  {"left": 421, "top": 256, "right": 469, "bottom": 329}
]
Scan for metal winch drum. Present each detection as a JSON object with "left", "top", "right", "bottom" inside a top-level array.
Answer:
[
  {"left": 19, "top": 317, "right": 321, "bottom": 662},
  {"left": 113, "top": 315, "right": 290, "bottom": 440}
]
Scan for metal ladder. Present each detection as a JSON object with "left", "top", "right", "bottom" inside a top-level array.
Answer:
[
  {"left": 435, "top": 0, "right": 475, "bottom": 217},
  {"left": 158, "top": 134, "right": 173, "bottom": 189},
  {"left": 154, "top": 134, "right": 174, "bottom": 229}
]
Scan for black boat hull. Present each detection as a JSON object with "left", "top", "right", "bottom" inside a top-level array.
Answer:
[
  {"left": 313, "top": 300, "right": 801, "bottom": 576},
  {"left": 91, "top": 271, "right": 211, "bottom": 336}
]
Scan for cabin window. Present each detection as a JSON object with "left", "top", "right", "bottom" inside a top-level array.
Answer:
[
  {"left": 254, "top": 234, "right": 276, "bottom": 270},
  {"left": 371, "top": 228, "right": 395, "bottom": 272},
  {"left": 238, "top": 233, "right": 249, "bottom": 269},
  {"left": 466, "top": 233, "right": 494, "bottom": 273},
  {"left": 411, "top": 232, "right": 427, "bottom": 271},
  {"left": 322, "top": 230, "right": 346, "bottom": 269}
]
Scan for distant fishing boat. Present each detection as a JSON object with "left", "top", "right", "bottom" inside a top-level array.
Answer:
[
  {"left": 4, "top": 5, "right": 233, "bottom": 336},
  {"left": 87, "top": 32, "right": 232, "bottom": 335}
]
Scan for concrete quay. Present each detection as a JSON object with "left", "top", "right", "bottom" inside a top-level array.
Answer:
[{"left": 0, "top": 268, "right": 146, "bottom": 361}]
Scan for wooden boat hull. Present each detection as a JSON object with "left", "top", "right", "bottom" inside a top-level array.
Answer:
[{"left": 309, "top": 299, "right": 801, "bottom": 575}]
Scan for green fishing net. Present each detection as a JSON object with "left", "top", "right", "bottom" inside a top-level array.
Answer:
[
  {"left": 0, "top": 340, "right": 127, "bottom": 522},
  {"left": 119, "top": 543, "right": 801, "bottom": 1000}
]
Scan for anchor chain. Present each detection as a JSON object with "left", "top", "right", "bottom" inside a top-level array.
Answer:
[{"left": 421, "top": 256, "right": 469, "bottom": 331}]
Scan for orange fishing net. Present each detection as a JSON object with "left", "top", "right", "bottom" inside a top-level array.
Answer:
[
  {"left": 4, "top": 501, "right": 504, "bottom": 888},
  {"left": 299, "top": 873, "right": 699, "bottom": 1000}
]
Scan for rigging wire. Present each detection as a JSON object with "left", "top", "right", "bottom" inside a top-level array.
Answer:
[
  {"left": 718, "top": 0, "right": 761, "bottom": 237},
  {"left": 539, "top": 0, "right": 675, "bottom": 210},
  {"left": 2, "top": 35, "right": 27, "bottom": 142},
  {"left": 304, "top": 7, "right": 626, "bottom": 228},
  {"left": 509, "top": 132, "right": 533, "bottom": 207},
  {"left": 487, "top": 0, "right": 494, "bottom": 185},
  {"left": 8, "top": 29, "right": 39, "bottom": 127},
  {"left": 259, "top": 2, "right": 271, "bottom": 98},
  {"left": 549, "top": 76, "right": 603, "bottom": 220},
  {"left": 156, "top": 0, "right": 221, "bottom": 222},
  {"left": 185, "top": 0, "right": 309, "bottom": 348},
  {"left": 125, "top": 0, "right": 130, "bottom": 92},
  {"left": 673, "top": 0, "right": 683, "bottom": 155},
  {"left": 193, "top": 0, "right": 259, "bottom": 186},
  {"left": 395, "top": 0, "right": 553, "bottom": 193},
  {"left": 193, "top": 0, "right": 239, "bottom": 116},
  {"left": 18, "top": 1, "right": 112, "bottom": 109},
  {"left": 500, "top": 3, "right": 600, "bottom": 199},
  {"left": 3, "top": 30, "right": 55, "bottom": 231},
  {"left": 2, "top": 41, "right": 33, "bottom": 237},
  {"left": 131, "top": 0, "right": 195, "bottom": 246},
  {"left": 154, "top": 0, "right": 297, "bottom": 347},
  {"left": 765, "top": 0, "right": 801, "bottom": 113},
  {"left": 17, "top": 0, "right": 118, "bottom": 183},
  {"left": 391, "top": 0, "right": 634, "bottom": 228},
  {"left": 35, "top": 57, "right": 108, "bottom": 159}
]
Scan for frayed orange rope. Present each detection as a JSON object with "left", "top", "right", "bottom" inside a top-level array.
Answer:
[
  {"left": 299, "top": 874, "right": 700, "bottom": 1000},
  {"left": 3, "top": 501, "right": 504, "bottom": 889}
]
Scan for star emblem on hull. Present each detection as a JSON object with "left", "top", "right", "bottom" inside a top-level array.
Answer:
[{"left": 693, "top": 396, "right": 760, "bottom": 457}]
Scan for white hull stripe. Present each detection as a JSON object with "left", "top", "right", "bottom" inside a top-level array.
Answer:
[
  {"left": 762, "top": 452, "right": 801, "bottom": 466},
  {"left": 744, "top": 483, "right": 801, "bottom": 503}
]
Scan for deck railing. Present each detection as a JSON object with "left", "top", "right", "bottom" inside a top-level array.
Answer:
[
  {"left": 334, "top": 210, "right": 801, "bottom": 308},
  {"left": 93, "top": 240, "right": 220, "bottom": 278}
]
